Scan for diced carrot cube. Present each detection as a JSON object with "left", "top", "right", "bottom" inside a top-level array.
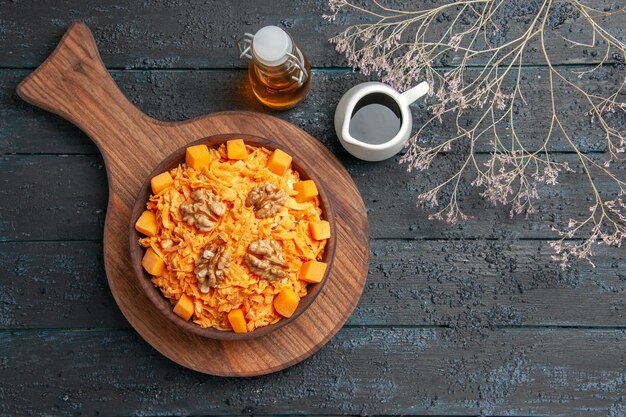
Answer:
[
  {"left": 141, "top": 248, "right": 165, "bottom": 276},
  {"left": 173, "top": 294, "right": 194, "bottom": 321},
  {"left": 274, "top": 289, "right": 299, "bottom": 318},
  {"left": 135, "top": 210, "right": 158, "bottom": 237},
  {"left": 309, "top": 220, "right": 330, "bottom": 240},
  {"left": 150, "top": 171, "right": 173, "bottom": 195},
  {"left": 227, "top": 308, "right": 248, "bottom": 333},
  {"left": 267, "top": 149, "right": 292, "bottom": 176},
  {"left": 298, "top": 261, "right": 327, "bottom": 283},
  {"left": 226, "top": 139, "right": 248, "bottom": 160},
  {"left": 293, "top": 180, "right": 319, "bottom": 203},
  {"left": 186, "top": 144, "right": 212, "bottom": 170}
]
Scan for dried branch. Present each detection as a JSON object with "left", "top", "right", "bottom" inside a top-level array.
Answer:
[{"left": 325, "top": 0, "right": 625, "bottom": 268}]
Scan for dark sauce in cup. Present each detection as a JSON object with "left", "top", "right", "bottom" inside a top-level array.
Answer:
[{"left": 348, "top": 93, "right": 402, "bottom": 145}]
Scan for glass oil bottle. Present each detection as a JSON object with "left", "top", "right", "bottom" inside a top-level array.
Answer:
[{"left": 238, "top": 26, "right": 311, "bottom": 110}]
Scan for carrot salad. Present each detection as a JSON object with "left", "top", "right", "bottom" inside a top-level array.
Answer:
[{"left": 138, "top": 143, "right": 326, "bottom": 332}]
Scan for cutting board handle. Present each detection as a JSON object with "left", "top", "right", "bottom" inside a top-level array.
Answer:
[{"left": 16, "top": 21, "right": 159, "bottom": 157}]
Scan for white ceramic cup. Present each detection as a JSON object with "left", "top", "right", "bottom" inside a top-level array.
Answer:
[{"left": 334, "top": 81, "right": 429, "bottom": 161}]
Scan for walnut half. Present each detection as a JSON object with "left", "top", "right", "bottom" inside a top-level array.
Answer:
[
  {"left": 246, "top": 239, "right": 288, "bottom": 281},
  {"left": 245, "top": 183, "right": 287, "bottom": 218},
  {"left": 180, "top": 189, "right": 226, "bottom": 232},
  {"left": 194, "top": 243, "right": 231, "bottom": 292}
]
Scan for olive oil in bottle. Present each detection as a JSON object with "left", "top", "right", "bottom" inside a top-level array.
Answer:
[{"left": 238, "top": 26, "right": 311, "bottom": 110}]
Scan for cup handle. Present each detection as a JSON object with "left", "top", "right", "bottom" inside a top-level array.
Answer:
[{"left": 401, "top": 81, "right": 430, "bottom": 105}]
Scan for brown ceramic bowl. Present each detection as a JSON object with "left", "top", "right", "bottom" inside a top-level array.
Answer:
[{"left": 129, "top": 133, "right": 335, "bottom": 340}]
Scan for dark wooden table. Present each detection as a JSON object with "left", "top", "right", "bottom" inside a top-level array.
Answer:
[{"left": 1, "top": 1, "right": 625, "bottom": 416}]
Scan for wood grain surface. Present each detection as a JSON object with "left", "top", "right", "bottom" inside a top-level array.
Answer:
[
  {"left": 4, "top": 66, "right": 625, "bottom": 155},
  {"left": 15, "top": 22, "right": 369, "bottom": 376},
  {"left": 1, "top": 0, "right": 623, "bottom": 68},
  {"left": 4, "top": 153, "right": 624, "bottom": 241},
  {"left": 1, "top": 1, "right": 625, "bottom": 416},
  {"left": 2, "top": 328, "right": 624, "bottom": 416},
  {"left": 2, "top": 240, "right": 624, "bottom": 329}
]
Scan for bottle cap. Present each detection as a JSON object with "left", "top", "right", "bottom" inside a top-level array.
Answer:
[{"left": 252, "top": 26, "right": 293, "bottom": 67}]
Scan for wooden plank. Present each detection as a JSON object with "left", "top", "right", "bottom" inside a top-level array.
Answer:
[
  {"left": 0, "top": 242, "right": 125, "bottom": 328},
  {"left": 360, "top": 239, "right": 626, "bottom": 327},
  {"left": 0, "top": 155, "right": 107, "bottom": 242},
  {"left": 3, "top": 67, "right": 624, "bottom": 154},
  {"left": 2, "top": 153, "right": 623, "bottom": 241},
  {"left": 356, "top": 152, "right": 626, "bottom": 239},
  {"left": 2, "top": 240, "right": 623, "bottom": 329},
  {"left": 0, "top": 70, "right": 97, "bottom": 154},
  {"left": 0, "top": 0, "right": 623, "bottom": 69},
  {"left": 1, "top": 328, "right": 624, "bottom": 416}
]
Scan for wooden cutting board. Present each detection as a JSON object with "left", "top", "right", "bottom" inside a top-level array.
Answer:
[{"left": 16, "top": 22, "right": 369, "bottom": 376}]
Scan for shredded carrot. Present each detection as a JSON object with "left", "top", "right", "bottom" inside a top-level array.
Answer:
[{"left": 139, "top": 144, "right": 327, "bottom": 332}]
